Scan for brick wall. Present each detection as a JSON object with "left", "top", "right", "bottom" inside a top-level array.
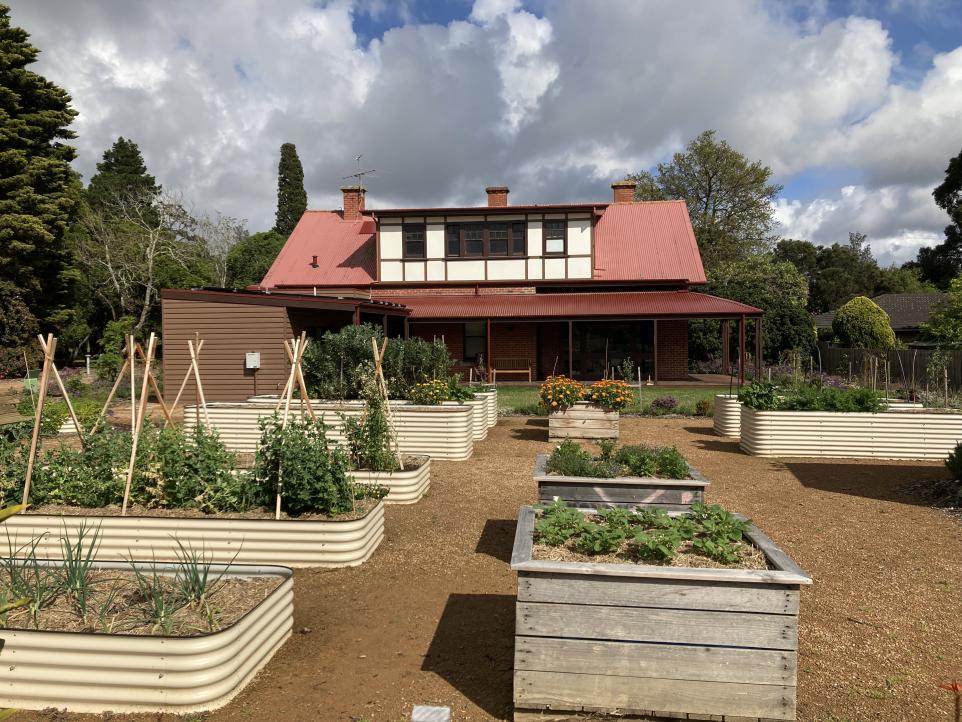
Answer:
[
  {"left": 656, "top": 320, "right": 689, "bottom": 380},
  {"left": 539, "top": 322, "right": 567, "bottom": 378},
  {"left": 491, "top": 323, "right": 537, "bottom": 373},
  {"left": 410, "top": 323, "right": 464, "bottom": 363}
]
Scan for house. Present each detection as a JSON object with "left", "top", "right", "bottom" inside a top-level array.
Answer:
[
  {"left": 814, "top": 292, "right": 945, "bottom": 346},
  {"left": 162, "top": 180, "right": 762, "bottom": 400}
]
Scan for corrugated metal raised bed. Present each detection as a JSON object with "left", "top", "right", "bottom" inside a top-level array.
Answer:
[
  {"left": 533, "top": 454, "right": 708, "bottom": 511},
  {"left": 0, "top": 560, "right": 292, "bottom": 714},
  {"left": 548, "top": 402, "right": 618, "bottom": 440},
  {"left": 511, "top": 506, "right": 811, "bottom": 721},
  {"left": 350, "top": 457, "right": 430, "bottom": 504},
  {"left": 475, "top": 389, "right": 498, "bottom": 428},
  {"left": 713, "top": 394, "right": 741, "bottom": 437},
  {"left": 186, "top": 400, "right": 474, "bottom": 459},
  {"left": 740, "top": 405, "right": 962, "bottom": 460},
  {"left": 443, "top": 398, "right": 487, "bottom": 440},
  {"left": 4, "top": 501, "right": 385, "bottom": 568}
]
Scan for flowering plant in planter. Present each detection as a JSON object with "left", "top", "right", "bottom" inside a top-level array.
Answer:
[
  {"left": 586, "top": 379, "right": 634, "bottom": 412},
  {"left": 539, "top": 376, "right": 584, "bottom": 412}
]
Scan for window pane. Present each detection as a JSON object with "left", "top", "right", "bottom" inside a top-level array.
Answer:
[
  {"left": 545, "top": 237, "right": 564, "bottom": 254},
  {"left": 403, "top": 224, "right": 426, "bottom": 258},
  {"left": 544, "top": 220, "right": 565, "bottom": 254},
  {"left": 465, "top": 224, "right": 484, "bottom": 256},
  {"left": 446, "top": 225, "right": 460, "bottom": 256},
  {"left": 464, "top": 321, "right": 486, "bottom": 363},
  {"left": 488, "top": 223, "right": 508, "bottom": 256},
  {"left": 511, "top": 222, "right": 526, "bottom": 255}
]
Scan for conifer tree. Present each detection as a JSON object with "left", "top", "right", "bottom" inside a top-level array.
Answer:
[{"left": 273, "top": 143, "right": 307, "bottom": 237}]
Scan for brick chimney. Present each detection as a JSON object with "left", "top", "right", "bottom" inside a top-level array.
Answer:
[
  {"left": 341, "top": 185, "right": 366, "bottom": 221},
  {"left": 611, "top": 180, "right": 637, "bottom": 203},
  {"left": 486, "top": 186, "right": 509, "bottom": 207}
]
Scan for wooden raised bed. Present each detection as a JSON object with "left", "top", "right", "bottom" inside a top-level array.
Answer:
[
  {"left": 0, "top": 560, "right": 292, "bottom": 713},
  {"left": 740, "top": 405, "right": 962, "bottom": 460},
  {"left": 350, "top": 456, "right": 430, "bottom": 504},
  {"left": 533, "top": 454, "right": 708, "bottom": 511},
  {"left": 548, "top": 401, "right": 618, "bottom": 440},
  {"left": 511, "top": 506, "right": 811, "bottom": 721},
  {"left": 4, "top": 501, "right": 385, "bottom": 568}
]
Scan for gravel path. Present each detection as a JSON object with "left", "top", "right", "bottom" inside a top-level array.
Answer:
[{"left": 13, "top": 416, "right": 961, "bottom": 722}]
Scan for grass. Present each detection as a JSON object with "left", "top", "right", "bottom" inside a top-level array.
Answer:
[{"left": 495, "top": 384, "right": 727, "bottom": 416}]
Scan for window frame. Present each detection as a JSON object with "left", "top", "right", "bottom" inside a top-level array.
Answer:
[
  {"left": 463, "top": 321, "right": 487, "bottom": 363},
  {"left": 543, "top": 219, "right": 567, "bottom": 256},
  {"left": 402, "top": 223, "right": 427, "bottom": 259},
  {"left": 444, "top": 220, "right": 528, "bottom": 258}
]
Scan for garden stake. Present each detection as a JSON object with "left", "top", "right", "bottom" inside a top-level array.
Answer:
[
  {"left": 122, "top": 333, "right": 156, "bottom": 516},
  {"left": 275, "top": 332, "right": 309, "bottom": 519},
  {"left": 371, "top": 336, "right": 403, "bottom": 468},
  {"left": 274, "top": 332, "right": 306, "bottom": 416},
  {"left": 283, "top": 336, "right": 316, "bottom": 421},
  {"left": 129, "top": 334, "right": 136, "bottom": 429},
  {"left": 166, "top": 339, "right": 204, "bottom": 420},
  {"left": 22, "top": 333, "right": 55, "bottom": 507},
  {"left": 37, "top": 334, "right": 85, "bottom": 446},
  {"left": 93, "top": 355, "right": 130, "bottom": 432},
  {"left": 135, "top": 343, "right": 173, "bottom": 426},
  {"left": 187, "top": 338, "right": 210, "bottom": 428}
]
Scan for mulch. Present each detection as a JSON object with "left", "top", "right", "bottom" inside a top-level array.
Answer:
[{"left": 10, "top": 416, "right": 962, "bottom": 721}]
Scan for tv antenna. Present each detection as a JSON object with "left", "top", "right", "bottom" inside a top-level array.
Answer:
[{"left": 343, "top": 154, "right": 375, "bottom": 186}]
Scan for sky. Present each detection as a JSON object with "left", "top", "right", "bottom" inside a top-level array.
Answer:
[{"left": 9, "top": 0, "right": 962, "bottom": 266}]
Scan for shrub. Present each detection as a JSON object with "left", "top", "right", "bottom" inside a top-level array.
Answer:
[
  {"left": 0, "top": 281, "right": 40, "bottom": 379},
  {"left": 93, "top": 316, "right": 136, "bottom": 381},
  {"left": 154, "top": 425, "right": 252, "bottom": 512},
  {"left": 544, "top": 440, "right": 617, "bottom": 478},
  {"left": 613, "top": 444, "right": 690, "bottom": 479},
  {"left": 832, "top": 296, "right": 897, "bottom": 349},
  {"left": 586, "top": 379, "right": 634, "bottom": 412},
  {"left": 738, "top": 381, "right": 780, "bottom": 410},
  {"left": 946, "top": 442, "right": 962, "bottom": 482},
  {"left": 408, "top": 379, "right": 450, "bottom": 405},
  {"left": 650, "top": 395, "right": 678, "bottom": 413},
  {"left": 546, "top": 440, "right": 691, "bottom": 480},
  {"left": 694, "top": 398, "right": 713, "bottom": 416},
  {"left": 341, "top": 368, "right": 401, "bottom": 473},
  {"left": 539, "top": 376, "right": 584, "bottom": 412}
]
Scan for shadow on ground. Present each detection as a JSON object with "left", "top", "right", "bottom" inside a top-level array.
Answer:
[
  {"left": 785, "top": 460, "right": 948, "bottom": 504},
  {"left": 686, "top": 436, "right": 745, "bottom": 454},
  {"left": 682, "top": 425, "right": 718, "bottom": 437},
  {"left": 475, "top": 519, "right": 517, "bottom": 564},
  {"left": 422, "top": 593, "right": 515, "bottom": 719},
  {"left": 510, "top": 418, "right": 548, "bottom": 442}
]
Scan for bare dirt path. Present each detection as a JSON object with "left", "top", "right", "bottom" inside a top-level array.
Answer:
[{"left": 12, "top": 416, "right": 962, "bottom": 722}]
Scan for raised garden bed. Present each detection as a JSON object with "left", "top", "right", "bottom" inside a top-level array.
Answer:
[
  {"left": 4, "top": 501, "right": 385, "bottom": 568},
  {"left": 740, "top": 405, "right": 962, "bottom": 460},
  {"left": 474, "top": 388, "right": 498, "bottom": 428},
  {"left": 349, "top": 456, "right": 430, "bottom": 504},
  {"left": 713, "top": 393, "right": 741, "bottom": 437},
  {"left": 533, "top": 453, "right": 708, "bottom": 511},
  {"left": 548, "top": 401, "right": 618, "bottom": 440},
  {"left": 0, "top": 559, "right": 292, "bottom": 713},
  {"left": 511, "top": 505, "right": 811, "bottom": 721},
  {"left": 188, "top": 400, "right": 474, "bottom": 459},
  {"left": 444, "top": 398, "right": 487, "bottom": 440}
]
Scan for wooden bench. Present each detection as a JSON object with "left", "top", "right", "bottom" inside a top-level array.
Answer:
[{"left": 491, "top": 358, "right": 532, "bottom": 383}]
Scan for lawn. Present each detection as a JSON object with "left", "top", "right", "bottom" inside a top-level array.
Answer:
[{"left": 494, "top": 383, "right": 731, "bottom": 415}]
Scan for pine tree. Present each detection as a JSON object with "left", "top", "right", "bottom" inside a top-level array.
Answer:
[
  {"left": 0, "top": 4, "right": 78, "bottom": 327},
  {"left": 87, "top": 137, "right": 159, "bottom": 209},
  {"left": 273, "top": 143, "right": 307, "bottom": 237}
]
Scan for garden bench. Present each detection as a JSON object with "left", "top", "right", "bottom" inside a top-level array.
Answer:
[{"left": 491, "top": 358, "right": 532, "bottom": 383}]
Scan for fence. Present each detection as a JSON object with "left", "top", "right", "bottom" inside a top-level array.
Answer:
[{"left": 816, "top": 343, "right": 962, "bottom": 392}]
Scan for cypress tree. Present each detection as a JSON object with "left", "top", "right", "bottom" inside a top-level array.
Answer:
[
  {"left": 87, "top": 136, "right": 159, "bottom": 209},
  {"left": 273, "top": 143, "right": 307, "bottom": 237},
  {"left": 0, "top": 3, "right": 78, "bottom": 326}
]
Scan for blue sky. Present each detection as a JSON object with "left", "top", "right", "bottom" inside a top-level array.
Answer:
[{"left": 10, "top": 0, "right": 962, "bottom": 265}]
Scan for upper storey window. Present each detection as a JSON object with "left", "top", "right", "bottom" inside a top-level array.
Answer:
[
  {"left": 544, "top": 220, "right": 566, "bottom": 255},
  {"left": 403, "top": 224, "right": 426, "bottom": 259},
  {"left": 446, "top": 221, "right": 527, "bottom": 258}
]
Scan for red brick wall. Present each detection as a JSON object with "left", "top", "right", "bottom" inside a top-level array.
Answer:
[
  {"left": 656, "top": 320, "right": 689, "bottom": 380},
  {"left": 410, "top": 323, "right": 464, "bottom": 363},
  {"left": 491, "top": 323, "right": 536, "bottom": 371},
  {"left": 539, "top": 322, "right": 567, "bottom": 378}
]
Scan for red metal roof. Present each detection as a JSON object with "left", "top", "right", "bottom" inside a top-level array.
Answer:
[
  {"left": 593, "top": 201, "right": 706, "bottom": 284},
  {"left": 260, "top": 211, "right": 377, "bottom": 288},
  {"left": 380, "top": 291, "right": 761, "bottom": 320}
]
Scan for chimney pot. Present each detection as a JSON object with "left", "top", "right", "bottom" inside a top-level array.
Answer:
[
  {"left": 611, "top": 180, "right": 637, "bottom": 203},
  {"left": 485, "top": 186, "right": 509, "bottom": 207},
  {"left": 341, "top": 185, "right": 366, "bottom": 220}
]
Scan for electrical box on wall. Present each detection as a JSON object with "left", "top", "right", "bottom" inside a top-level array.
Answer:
[{"left": 245, "top": 352, "right": 261, "bottom": 370}]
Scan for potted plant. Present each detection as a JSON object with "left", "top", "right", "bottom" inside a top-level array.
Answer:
[{"left": 534, "top": 439, "right": 708, "bottom": 509}]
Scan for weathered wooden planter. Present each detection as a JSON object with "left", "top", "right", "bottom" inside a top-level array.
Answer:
[
  {"left": 187, "top": 400, "right": 474, "bottom": 459},
  {"left": 713, "top": 394, "right": 742, "bottom": 437},
  {"left": 533, "top": 454, "right": 708, "bottom": 511},
  {"left": 548, "top": 401, "right": 618, "bottom": 440},
  {"left": 511, "top": 506, "right": 811, "bottom": 721},
  {"left": 349, "top": 456, "right": 430, "bottom": 504},
  {"left": 740, "top": 405, "right": 962, "bottom": 460},
  {"left": 4, "top": 501, "right": 385, "bottom": 568},
  {"left": 0, "top": 560, "right": 292, "bottom": 714},
  {"left": 475, "top": 389, "right": 498, "bottom": 428}
]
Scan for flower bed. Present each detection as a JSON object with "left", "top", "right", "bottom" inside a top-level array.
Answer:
[
  {"left": 511, "top": 504, "right": 811, "bottom": 720},
  {"left": 349, "top": 456, "right": 430, "bottom": 504},
  {"left": 713, "top": 394, "right": 741, "bottom": 437},
  {"left": 0, "top": 559, "right": 293, "bottom": 713}
]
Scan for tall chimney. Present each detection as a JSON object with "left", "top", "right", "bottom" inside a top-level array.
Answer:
[
  {"left": 611, "top": 180, "right": 637, "bottom": 203},
  {"left": 341, "top": 185, "right": 366, "bottom": 221},
  {"left": 486, "top": 186, "right": 509, "bottom": 207}
]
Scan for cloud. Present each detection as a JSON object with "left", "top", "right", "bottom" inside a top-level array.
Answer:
[{"left": 7, "top": 0, "right": 962, "bottom": 262}]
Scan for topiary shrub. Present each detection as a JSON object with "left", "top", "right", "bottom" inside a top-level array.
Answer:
[{"left": 832, "top": 296, "right": 897, "bottom": 349}]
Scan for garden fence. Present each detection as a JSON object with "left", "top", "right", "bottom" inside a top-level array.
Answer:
[{"left": 816, "top": 343, "right": 962, "bottom": 392}]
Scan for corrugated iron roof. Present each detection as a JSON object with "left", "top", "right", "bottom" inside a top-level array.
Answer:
[
  {"left": 593, "top": 201, "right": 706, "bottom": 284},
  {"left": 381, "top": 290, "right": 761, "bottom": 320}
]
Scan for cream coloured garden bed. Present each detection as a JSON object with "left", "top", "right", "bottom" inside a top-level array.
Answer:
[
  {"left": 350, "top": 457, "right": 430, "bottom": 504},
  {"left": 4, "top": 501, "right": 385, "bottom": 568},
  {"left": 475, "top": 388, "right": 498, "bottom": 428},
  {"left": 186, "top": 400, "right": 474, "bottom": 459},
  {"left": 740, "top": 405, "right": 962, "bottom": 460},
  {"left": 713, "top": 394, "right": 741, "bottom": 437},
  {"left": 0, "top": 560, "right": 292, "bottom": 714}
]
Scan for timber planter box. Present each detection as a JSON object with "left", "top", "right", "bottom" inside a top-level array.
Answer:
[
  {"left": 548, "top": 401, "right": 619, "bottom": 440},
  {"left": 349, "top": 456, "right": 431, "bottom": 504},
  {"left": 0, "top": 560, "right": 292, "bottom": 714},
  {"left": 713, "top": 393, "right": 742, "bottom": 437},
  {"left": 740, "top": 405, "right": 962, "bottom": 460},
  {"left": 5, "top": 501, "right": 385, "bottom": 568},
  {"left": 533, "top": 454, "right": 708, "bottom": 511},
  {"left": 510, "top": 506, "right": 812, "bottom": 721}
]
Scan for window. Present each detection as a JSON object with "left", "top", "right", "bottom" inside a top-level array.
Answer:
[
  {"left": 544, "top": 220, "right": 566, "bottom": 254},
  {"left": 464, "top": 224, "right": 484, "bottom": 256},
  {"left": 444, "top": 221, "right": 528, "bottom": 258},
  {"left": 403, "top": 224, "right": 426, "bottom": 258},
  {"left": 446, "top": 224, "right": 461, "bottom": 256},
  {"left": 488, "top": 223, "right": 508, "bottom": 256},
  {"left": 464, "top": 321, "right": 487, "bottom": 363},
  {"left": 511, "top": 222, "right": 527, "bottom": 255}
]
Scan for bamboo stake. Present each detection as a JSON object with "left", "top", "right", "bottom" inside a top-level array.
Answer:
[
  {"left": 22, "top": 334, "right": 55, "bottom": 506},
  {"left": 193, "top": 332, "right": 201, "bottom": 428},
  {"left": 129, "top": 334, "right": 136, "bottom": 429},
  {"left": 135, "top": 343, "right": 173, "bottom": 426},
  {"left": 37, "top": 334, "right": 84, "bottom": 445},
  {"left": 187, "top": 339, "right": 209, "bottom": 428},
  {"left": 92, "top": 357, "right": 129, "bottom": 433},
  {"left": 371, "top": 336, "right": 403, "bottom": 468},
  {"left": 284, "top": 337, "right": 316, "bottom": 421},
  {"left": 167, "top": 340, "right": 204, "bottom": 413},
  {"left": 122, "top": 333, "right": 156, "bottom": 515}
]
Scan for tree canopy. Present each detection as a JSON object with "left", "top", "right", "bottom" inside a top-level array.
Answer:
[
  {"left": 226, "top": 230, "right": 286, "bottom": 288},
  {"left": 922, "top": 275, "right": 962, "bottom": 348},
  {"left": 832, "top": 296, "right": 896, "bottom": 349},
  {"left": 274, "top": 143, "right": 306, "bottom": 237},
  {"left": 86, "top": 137, "right": 159, "bottom": 210},
  {"left": 631, "top": 130, "right": 782, "bottom": 267},
  {"left": 908, "top": 146, "right": 962, "bottom": 288}
]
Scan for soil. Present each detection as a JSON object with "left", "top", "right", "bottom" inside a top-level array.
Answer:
[
  {"left": 1, "top": 569, "right": 280, "bottom": 636},
  {"left": 9, "top": 416, "right": 962, "bottom": 722},
  {"left": 28, "top": 498, "right": 379, "bottom": 522}
]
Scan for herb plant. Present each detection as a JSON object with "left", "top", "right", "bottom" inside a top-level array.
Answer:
[{"left": 544, "top": 440, "right": 691, "bottom": 480}]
